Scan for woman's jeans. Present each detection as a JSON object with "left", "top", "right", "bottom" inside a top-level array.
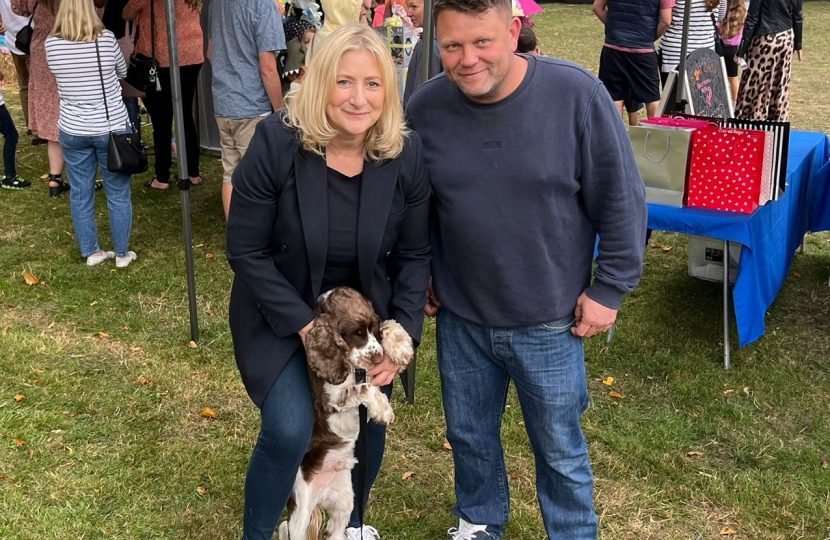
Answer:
[
  {"left": 59, "top": 129, "right": 133, "bottom": 258},
  {"left": 436, "top": 308, "right": 598, "bottom": 540},
  {"left": 243, "top": 348, "right": 390, "bottom": 540},
  {"left": 0, "top": 104, "right": 19, "bottom": 178},
  {"left": 142, "top": 63, "right": 202, "bottom": 184}
]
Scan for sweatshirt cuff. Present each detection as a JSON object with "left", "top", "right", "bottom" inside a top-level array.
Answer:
[{"left": 584, "top": 281, "right": 625, "bottom": 311}]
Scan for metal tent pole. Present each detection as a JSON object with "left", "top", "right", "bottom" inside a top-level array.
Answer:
[
  {"left": 674, "top": 0, "right": 693, "bottom": 112},
  {"left": 419, "top": 0, "right": 435, "bottom": 86},
  {"left": 163, "top": 0, "right": 200, "bottom": 343},
  {"left": 723, "top": 240, "right": 731, "bottom": 369}
]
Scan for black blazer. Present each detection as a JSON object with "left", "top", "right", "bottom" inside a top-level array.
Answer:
[{"left": 226, "top": 115, "right": 431, "bottom": 407}]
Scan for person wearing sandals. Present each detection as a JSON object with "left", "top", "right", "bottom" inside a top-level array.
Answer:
[
  {"left": 45, "top": 0, "right": 137, "bottom": 267},
  {"left": 123, "top": 0, "right": 204, "bottom": 190}
]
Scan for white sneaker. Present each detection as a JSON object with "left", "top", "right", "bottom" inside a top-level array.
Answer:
[
  {"left": 447, "top": 519, "right": 494, "bottom": 540},
  {"left": 345, "top": 525, "right": 381, "bottom": 540},
  {"left": 116, "top": 251, "right": 137, "bottom": 268},
  {"left": 86, "top": 250, "right": 114, "bottom": 266}
]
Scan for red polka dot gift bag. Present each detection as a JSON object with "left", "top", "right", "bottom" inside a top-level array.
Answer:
[{"left": 686, "top": 125, "right": 767, "bottom": 214}]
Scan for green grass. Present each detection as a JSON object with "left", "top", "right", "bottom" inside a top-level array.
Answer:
[{"left": 2, "top": 4, "right": 830, "bottom": 539}]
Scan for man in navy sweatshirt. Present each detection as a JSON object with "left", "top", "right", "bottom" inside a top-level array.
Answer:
[{"left": 406, "top": 1, "right": 646, "bottom": 538}]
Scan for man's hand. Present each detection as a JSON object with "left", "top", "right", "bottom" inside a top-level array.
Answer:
[
  {"left": 367, "top": 352, "right": 397, "bottom": 387},
  {"left": 424, "top": 278, "right": 441, "bottom": 317},
  {"left": 570, "top": 293, "right": 617, "bottom": 338}
]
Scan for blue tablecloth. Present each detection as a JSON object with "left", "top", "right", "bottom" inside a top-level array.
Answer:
[
  {"left": 647, "top": 131, "right": 830, "bottom": 347},
  {"left": 809, "top": 157, "right": 830, "bottom": 233}
]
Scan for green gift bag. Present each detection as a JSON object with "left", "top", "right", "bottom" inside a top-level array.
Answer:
[{"left": 628, "top": 124, "right": 695, "bottom": 207}]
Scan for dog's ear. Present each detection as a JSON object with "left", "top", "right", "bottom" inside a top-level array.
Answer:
[
  {"left": 305, "top": 313, "right": 351, "bottom": 385},
  {"left": 380, "top": 320, "right": 414, "bottom": 370}
]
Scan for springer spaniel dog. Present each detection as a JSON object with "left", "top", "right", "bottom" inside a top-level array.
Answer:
[{"left": 278, "top": 287, "right": 414, "bottom": 540}]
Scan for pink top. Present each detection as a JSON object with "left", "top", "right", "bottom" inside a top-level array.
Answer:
[
  {"left": 128, "top": 0, "right": 204, "bottom": 68},
  {"left": 717, "top": 21, "right": 744, "bottom": 46}
]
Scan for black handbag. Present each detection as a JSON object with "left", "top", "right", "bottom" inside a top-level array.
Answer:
[
  {"left": 14, "top": 4, "right": 36, "bottom": 55},
  {"left": 124, "top": 0, "right": 159, "bottom": 92},
  {"left": 95, "top": 39, "right": 149, "bottom": 176}
]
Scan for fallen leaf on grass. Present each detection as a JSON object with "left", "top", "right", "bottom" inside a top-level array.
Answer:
[
  {"left": 13, "top": 394, "right": 25, "bottom": 403},
  {"left": 22, "top": 271, "right": 39, "bottom": 285},
  {"left": 28, "top": 449, "right": 34, "bottom": 460},
  {"left": 602, "top": 377, "right": 615, "bottom": 386},
  {"left": 13, "top": 439, "right": 26, "bottom": 447},
  {"left": 41, "top": 174, "right": 49, "bottom": 179},
  {"left": 205, "top": 253, "right": 215, "bottom": 260},
  {"left": 2, "top": 325, "right": 10, "bottom": 336},
  {"left": 196, "top": 486, "right": 208, "bottom": 495},
  {"left": 743, "top": 387, "right": 750, "bottom": 395},
  {"left": 793, "top": 272, "right": 802, "bottom": 279},
  {"left": 188, "top": 341, "right": 198, "bottom": 349},
  {"left": 686, "top": 451, "right": 704, "bottom": 459},
  {"left": 720, "top": 526, "right": 737, "bottom": 536},
  {"left": 763, "top": 402, "right": 773, "bottom": 411},
  {"left": 201, "top": 407, "right": 218, "bottom": 419},
  {"left": 401, "top": 471, "right": 414, "bottom": 480},
  {"left": 98, "top": 332, "right": 110, "bottom": 339},
  {"left": 136, "top": 378, "right": 150, "bottom": 386},
  {"left": 650, "top": 243, "right": 673, "bottom": 252},
  {"left": 723, "top": 389, "right": 735, "bottom": 396},
  {"left": 822, "top": 457, "right": 828, "bottom": 470},
  {"left": 443, "top": 441, "right": 452, "bottom": 451},
  {"left": 90, "top": 301, "right": 98, "bottom": 306},
  {"left": 609, "top": 391, "right": 623, "bottom": 399}
]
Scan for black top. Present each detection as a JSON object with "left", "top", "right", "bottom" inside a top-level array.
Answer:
[
  {"left": 102, "top": 0, "right": 131, "bottom": 40},
  {"left": 321, "top": 167, "right": 362, "bottom": 293}
]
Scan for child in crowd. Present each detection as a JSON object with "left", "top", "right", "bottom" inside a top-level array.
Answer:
[
  {"left": 717, "top": 0, "right": 748, "bottom": 104},
  {"left": 517, "top": 26, "right": 540, "bottom": 55},
  {"left": 0, "top": 67, "right": 31, "bottom": 190}
]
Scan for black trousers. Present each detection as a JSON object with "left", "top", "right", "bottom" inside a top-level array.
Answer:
[{"left": 142, "top": 63, "right": 202, "bottom": 184}]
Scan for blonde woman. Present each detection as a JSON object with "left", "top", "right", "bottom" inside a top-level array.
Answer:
[
  {"left": 226, "top": 23, "right": 430, "bottom": 540},
  {"left": 45, "top": 0, "right": 137, "bottom": 267}
]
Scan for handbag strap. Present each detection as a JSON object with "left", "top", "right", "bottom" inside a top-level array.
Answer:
[
  {"left": 27, "top": 2, "right": 37, "bottom": 26},
  {"left": 94, "top": 37, "right": 113, "bottom": 131},
  {"left": 150, "top": 0, "right": 156, "bottom": 66}
]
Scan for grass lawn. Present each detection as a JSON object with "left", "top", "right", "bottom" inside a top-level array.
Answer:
[{"left": 2, "top": 4, "right": 830, "bottom": 539}]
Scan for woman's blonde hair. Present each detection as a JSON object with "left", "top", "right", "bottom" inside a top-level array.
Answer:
[
  {"left": 51, "top": 0, "right": 104, "bottom": 41},
  {"left": 283, "top": 23, "right": 408, "bottom": 162},
  {"left": 720, "top": 0, "right": 747, "bottom": 40}
]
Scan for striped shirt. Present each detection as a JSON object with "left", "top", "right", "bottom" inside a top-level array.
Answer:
[
  {"left": 46, "top": 31, "right": 129, "bottom": 136},
  {"left": 658, "top": 0, "right": 719, "bottom": 72}
]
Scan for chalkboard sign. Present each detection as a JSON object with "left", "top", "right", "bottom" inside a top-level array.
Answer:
[{"left": 684, "top": 48, "right": 733, "bottom": 119}]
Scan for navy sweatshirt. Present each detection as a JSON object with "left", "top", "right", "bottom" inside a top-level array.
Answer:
[{"left": 407, "top": 54, "right": 647, "bottom": 327}]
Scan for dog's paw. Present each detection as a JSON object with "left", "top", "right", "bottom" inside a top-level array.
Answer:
[
  {"left": 380, "top": 320, "right": 414, "bottom": 370},
  {"left": 370, "top": 402, "right": 395, "bottom": 425}
]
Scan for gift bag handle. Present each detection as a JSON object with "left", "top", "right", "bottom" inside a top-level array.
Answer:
[{"left": 643, "top": 132, "right": 672, "bottom": 164}]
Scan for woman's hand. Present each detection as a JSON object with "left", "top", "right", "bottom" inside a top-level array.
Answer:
[
  {"left": 797, "top": 50, "right": 803, "bottom": 62},
  {"left": 367, "top": 352, "right": 398, "bottom": 387},
  {"left": 298, "top": 320, "right": 314, "bottom": 343}
]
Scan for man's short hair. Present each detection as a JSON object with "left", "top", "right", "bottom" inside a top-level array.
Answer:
[
  {"left": 517, "top": 27, "right": 537, "bottom": 53},
  {"left": 433, "top": 0, "right": 512, "bottom": 22}
]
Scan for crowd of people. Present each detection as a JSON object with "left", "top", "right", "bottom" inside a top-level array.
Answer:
[
  {"left": 0, "top": 0, "right": 809, "bottom": 539},
  {"left": 593, "top": 0, "right": 803, "bottom": 125}
]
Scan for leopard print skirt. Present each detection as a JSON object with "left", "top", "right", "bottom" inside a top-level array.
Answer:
[{"left": 735, "top": 29, "right": 794, "bottom": 122}]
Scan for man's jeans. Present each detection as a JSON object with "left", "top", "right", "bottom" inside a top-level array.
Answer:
[
  {"left": 60, "top": 130, "right": 133, "bottom": 258},
  {"left": 436, "top": 309, "right": 598, "bottom": 540}
]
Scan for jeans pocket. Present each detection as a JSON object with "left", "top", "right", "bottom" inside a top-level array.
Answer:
[{"left": 538, "top": 317, "right": 575, "bottom": 333}]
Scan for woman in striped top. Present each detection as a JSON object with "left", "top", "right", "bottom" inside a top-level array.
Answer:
[
  {"left": 45, "top": 0, "right": 137, "bottom": 268},
  {"left": 658, "top": 0, "right": 722, "bottom": 83}
]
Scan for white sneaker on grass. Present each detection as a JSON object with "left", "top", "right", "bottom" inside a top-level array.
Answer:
[
  {"left": 447, "top": 519, "right": 494, "bottom": 540},
  {"left": 116, "top": 251, "right": 137, "bottom": 268},
  {"left": 86, "top": 251, "right": 114, "bottom": 266},
  {"left": 345, "top": 525, "right": 381, "bottom": 540}
]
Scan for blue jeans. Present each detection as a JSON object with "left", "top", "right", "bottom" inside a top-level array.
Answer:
[
  {"left": 436, "top": 309, "right": 598, "bottom": 540},
  {"left": 0, "top": 104, "right": 19, "bottom": 177},
  {"left": 243, "top": 348, "right": 390, "bottom": 540},
  {"left": 123, "top": 97, "right": 141, "bottom": 138},
  {"left": 59, "top": 129, "right": 133, "bottom": 258}
]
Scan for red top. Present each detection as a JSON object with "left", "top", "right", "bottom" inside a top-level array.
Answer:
[{"left": 128, "top": 0, "right": 204, "bottom": 67}]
